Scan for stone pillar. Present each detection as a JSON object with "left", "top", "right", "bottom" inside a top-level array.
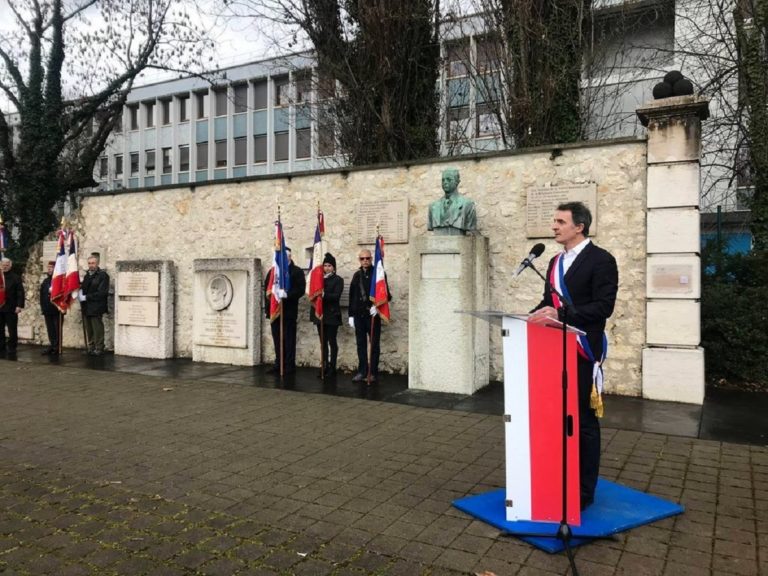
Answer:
[
  {"left": 408, "top": 235, "right": 489, "bottom": 394},
  {"left": 115, "top": 260, "right": 175, "bottom": 358},
  {"left": 637, "top": 95, "right": 710, "bottom": 404}
]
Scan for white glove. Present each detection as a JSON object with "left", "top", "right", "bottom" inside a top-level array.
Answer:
[
  {"left": 276, "top": 288, "right": 287, "bottom": 300},
  {"left": 78, "top": 290, "right": 86, "bottom": 302},
  {"left": 348, "top": 317, "right": 355, "bottom": 328},
  {"left": 369, "top": 307, "right": 379, "bottom": 317}
]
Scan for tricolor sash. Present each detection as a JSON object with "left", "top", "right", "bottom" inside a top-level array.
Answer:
[{"left": 549, "top": 252, "right": 607, "bottom": 417}]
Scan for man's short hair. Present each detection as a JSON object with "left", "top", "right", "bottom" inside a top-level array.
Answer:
[{"left": 557, "top": 201, "right": 592, "bottom": 237}]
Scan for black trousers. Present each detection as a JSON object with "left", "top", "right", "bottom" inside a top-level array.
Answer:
[
  {"left": 0, "top": 311, "right": 18, "bottom": 351},
  {"left": 577, "top": 356, "right": 601, "bottom": 504},
  {"left": 354, "top": 314, "right": 381, "bottom": 376},
  {"left": 44, "top": 314, "right": 62, "bottom": 351},
  {"left": 316, "top": 323, "right": 339, "bottom": 369},
  {"left": 271, "top": 317, "right": 297, "bottom": 372}
]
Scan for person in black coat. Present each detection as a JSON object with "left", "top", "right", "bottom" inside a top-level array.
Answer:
[
  {"left": 348, "top": 248, "right": 391, "bottom": 383},
  {"left": 530, "top": 201, "right": 618, "bottom": 511},
  {"left": 39, "top": 260, "right": 62, "bottom": 355},
  {"left": 78, "top": 254, "right": 110, "bottom": 356},
  {"left": 264, "top": 248, "right": 306, "bottom": 374},
  {"left": 0, "top": 258, "right": 25, "bottom": 354},
  {"left": 310, "top": 253, "right": 344, "bottom": 376}
]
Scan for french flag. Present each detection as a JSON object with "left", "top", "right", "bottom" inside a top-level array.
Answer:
[
  {"left": 51, "top": 230, "right": 72, "bottom": 312},
  {"left": 502, "top": 317, "right": 581, "bottom": 525},
  {"left": 369, "top": 235, "right": 390, "bottom": 323},
  {"left": 0, "top": 222, "right": 8, "bottom": 308},
  {"left": 266, "top": 220, "right": 291, "bottom": 322},
  {"left": 306, "top": 211, "right": 325, "bottom": 320}
]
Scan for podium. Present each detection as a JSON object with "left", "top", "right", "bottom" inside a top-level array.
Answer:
[{"left": 468, "top": 311, "right": 583, "bottom": 526}]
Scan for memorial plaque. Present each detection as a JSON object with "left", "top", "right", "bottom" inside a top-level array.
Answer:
[
  {"left": 118, "top": 271, "right": 160, "bottom": 297},
  {"left": 421, "top": 253, "right": 461, "bottom": 279},
  {"left": 357, "top": 198, "right": 409, "bottom": 244},
  {"left": 41, "top": 241, "right": 58, "bottom": 263},
  {"left": 650, "top": 264, "right": 694, "bottom": 295},
  {"left": 526, "top": 183, "right": 598, "bottom": 238},
  {"left": 117, "top": 301, "right": 159, "bottom": 327},
  {"left": 193, "top": 270, "right": 248, "bottom": 348}
]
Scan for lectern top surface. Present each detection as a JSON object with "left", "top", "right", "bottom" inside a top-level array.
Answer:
[{"left": 454, "top": 310, "right": 586, "bottom": 335}]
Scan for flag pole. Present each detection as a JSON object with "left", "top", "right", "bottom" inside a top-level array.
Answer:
[
  {"left": 317, "top": 202, "right": 325, "bottom": 380},
  {"left": 0, "top": 214, "right": 6, "bottom": 314},
  {"left": 59, "top": 217, "right": 70, "bottom": 355},
  {"left": 367, "top": 224, "right": 379, "bottom": 386},
  {"left": 278, "top": 204, "right": 285, "bottom": 380}
]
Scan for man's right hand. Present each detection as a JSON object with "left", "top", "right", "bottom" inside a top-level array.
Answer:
[{"left": 348, "top": 317, "right": 355, "bottom": 328}]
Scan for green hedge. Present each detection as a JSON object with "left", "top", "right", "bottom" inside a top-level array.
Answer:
[{"left": 701, "top": 246, "right": 768, "bottom": 388}]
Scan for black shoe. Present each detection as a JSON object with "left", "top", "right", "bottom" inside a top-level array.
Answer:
[
  {"left": 91, "top": 350, "right": 104, "bottom": 357},
  {"left": 41, "top": 348, "right": 53, "bottom": 355},
  {"left": 352, "top": 373, "right": 365, "bottom": 382},
  {"left": 82, "top": 349, "right": 94, "bottom": 355},
  {"left": 265, "top": 366, "right": 278, "bottom": 374},
  {"left": 324, "top": 366, "right": 337, "bottom": 377}
]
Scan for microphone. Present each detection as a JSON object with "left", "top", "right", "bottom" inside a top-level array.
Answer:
[{"left": 514, "top": 243, "right": 546, "bottom": 277}]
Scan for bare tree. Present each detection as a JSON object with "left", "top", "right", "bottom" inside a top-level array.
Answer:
[
  {"left": 0, "top": 0, "right": 213, "bottom": 264},
  {"left": 218, "top": 0, "right": 441, "bottom": 166}
]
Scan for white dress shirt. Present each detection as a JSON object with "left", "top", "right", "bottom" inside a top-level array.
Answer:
[{"left": 561, "top": 238, "right": 591, "bottom": 275}]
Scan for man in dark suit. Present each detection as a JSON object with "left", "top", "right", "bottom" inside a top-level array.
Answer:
[
  {"left": 0, "top": 258, "right": 25, "bottom": 355},
  {"left": 264, "top": 248, "right": 306, "bottom": 374},
  {"left": 530, "top": 201, "right": 618, "bottom": 510}
]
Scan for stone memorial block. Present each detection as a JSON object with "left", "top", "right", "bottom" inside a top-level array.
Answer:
[
  {"left": 526, "top": 183, "right": 597, "bottom": 238},
  {"left": 114, "top": 261, "right": 174, "bottom": 358},
  {"left": 192, "top": 258, "right": 261, "bottom": 366},
  {"left": 647, "top": 254, "right": 700, "bottom": 299},
  {"left": 357, "top": 198, "right": 409, "bottom": 244}
]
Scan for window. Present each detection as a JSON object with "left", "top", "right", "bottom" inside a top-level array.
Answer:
[
  {"left": 475, "top": 39, "right": 500, "bottom": 74},
  {"left": 234, "top": 137, "right": 247, "bottom": 166},
  {"left": 129, "top": 105, "right": 139, "bottom": 130},
  {"left": 215, "top": 140, "right": 227, "bottom": 167},
  {"left": 446, "top": 42, "right": 470, "bottom": 78},
  {"left": 162, "top": 147, "right": 172, "bottom": 173},
  {"left": 99, "top": 157, "right": 108, "bottom": 178},
  {"left": 161, "top": 99, "right": 171, "bottom": 125},
  {"left": 178, "top": 95, "right": 189, "bottom": 122},
  {"left": 196, "top": 92, "right": 209, "bottom": 119},
  {"left": 145, "top": 150, "right": 156, "bottom": 175},
  {"left": 476, "top": 103, "right": 500, "bottom": 137},
  {"left": 253, "top": 80, "right": 268, "bottom": 110},
  {"left": 234, "top": 84, "right": 248, "bottom": 113},
  {"left": 296, "top": 128, "right": 311, "bottom": 159},
  {"left": 274, "top": 77, "right": 289, "bottom": 107},
  {"left": 196, "top": 142, "right": 208, "bottom": 169},
  {"left": 295, "top": 73, "right": 311, "bottom": 104},
  {"left": 114, "top": 154, "right": 123, "bottom": 177},
  {"left": 253, "top": 135, "right": 267, "bottom": 163},
  {"left": 447, "top": 106, "right": 470, "bottom": 141},
  {"left": 318, "top": 105, "right": 334, "bottom": 156},
  {"left": 114, "top": 114, "right": 123, "bottom": 133},
  {"left": 214, "top": 88, "right": 228, "bottom": 117},
  {"left": 317, "top": 74, "right": 335, "bottom": 101},
  {"left": 274, "top": 132, "right": 289, "bottom": 161},
  {"left": 130, "top": 152, "right": 139, "bottom": 175},
  {"left": 179, "top": 145, "right": 190, "bottom": 172},
  {"left": 145, "top": 101, "right": 155, "bottom": 128}
]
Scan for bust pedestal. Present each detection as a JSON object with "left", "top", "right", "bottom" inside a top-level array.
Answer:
[{"left": 408, "top": 235, "right": 489, "bottom": 394}]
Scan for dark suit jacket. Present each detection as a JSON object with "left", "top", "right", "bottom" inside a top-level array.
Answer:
[
  {"left": 534, "top": 241, "right": 618, "bottom": 360},
  {"left": 264, "top": 263, "right": 306, "bottom": 321},
  {"left": 1, "top": 270, "right": 25, "bottom": 312},
  {"left": 310, "top": 273, "right": 344, "bottom": 326}
]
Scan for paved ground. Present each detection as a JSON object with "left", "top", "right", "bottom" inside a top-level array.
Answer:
[{"left": 0, "top": 358, "right": 766, "bottom": 575}]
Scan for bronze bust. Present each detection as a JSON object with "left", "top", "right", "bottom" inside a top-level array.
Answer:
[{"left": 427, "top": 168, "right": 477, "bottom": 235}]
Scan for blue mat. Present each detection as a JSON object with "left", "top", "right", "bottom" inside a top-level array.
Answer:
[{"left": 453, "top": 479, "right": 684, "bottom": 553}]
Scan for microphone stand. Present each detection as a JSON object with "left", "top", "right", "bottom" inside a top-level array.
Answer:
[{"left": 508, "top": 259, "right": 581, "bottom": 576}]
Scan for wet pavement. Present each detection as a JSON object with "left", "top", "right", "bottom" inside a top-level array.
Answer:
[{"left": 0, "top": 345, "right": 766, "bottom": 575}]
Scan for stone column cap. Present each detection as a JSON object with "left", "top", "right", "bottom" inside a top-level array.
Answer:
[{"left": 636, "top": 95, "right": 710, "bottom": 127}]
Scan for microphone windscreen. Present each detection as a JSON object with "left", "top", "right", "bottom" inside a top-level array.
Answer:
[{"left": 531, "top": 243, "right": 546, "bottom": 258}]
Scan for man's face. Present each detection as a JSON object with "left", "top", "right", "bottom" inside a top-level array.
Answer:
[
  {"left": 359, "top": 251, "right": 372, "bottom": 270},
  {"left": 552, "top": 210, "right": 584, "bottom": 248},
  {"left": 323, "top": 262, "right": 334, "bottom": 275},
  {"left": 442, "top": 172, "right": 459, "bottom": 195},
  {"left": 1, "top": 261, "right": 10, "bottom": 273},
  {"left": 87, "top": 258, "right": 98, "bottom": 272},
  {"left": 46, "top": 263, "right": 54, "bottom": 275}
]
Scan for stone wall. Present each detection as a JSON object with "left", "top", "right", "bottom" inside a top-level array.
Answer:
[{"left": 24, "top": 138, "right": 648, "bottom": 395}]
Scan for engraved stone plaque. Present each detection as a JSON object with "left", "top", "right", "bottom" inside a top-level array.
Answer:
[
  {"left": 526, "top": 183, "right": 598, "bottom": 238},
  {"left": 421, "top": 253, "right": 461, "bottom": 279},
  {"left": 193, "top": 270, "right": 248, "bottom": 348},
  {"left": 117, "top": 301, "right": 159, "bottom": 327},
  {"left": 118, "top": 271, "right": 160, "bottom": 297},
  {"left": 357, "top": 198, "right": 409, "bottom": 244},
  {"left": 41, "top": 241, "right": 58, "bottom": 263},
  {"left": 650, "top": 264, "right": 694, "bottom": 295}
]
